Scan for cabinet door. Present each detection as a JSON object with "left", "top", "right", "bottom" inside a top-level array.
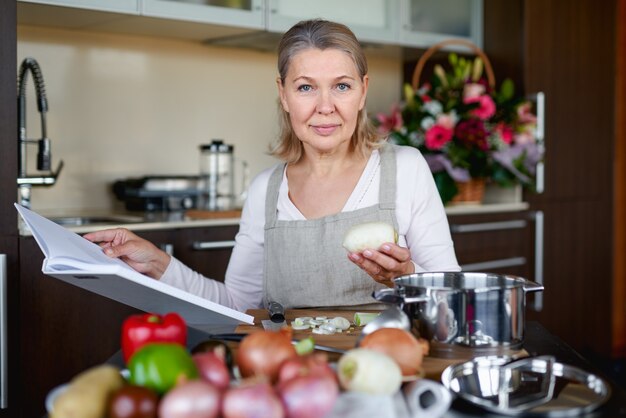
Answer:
[
  {"left": 399, "top": 0, "right": 483, "bottom": 48},
  {"left": 267, "top": 0, "right": 398, "bottom": 44},
  {"left": 173, "top": 225, "right": 239, "bottom": 282},
  {"left": 142, "top": 0, "right": 264, "bottom": 29},
  {"left": 18, "top": 0, "right": 140, "bottom": 14},
  {"left": 448, "top": 211, "right": 538, "bottom": 284}
]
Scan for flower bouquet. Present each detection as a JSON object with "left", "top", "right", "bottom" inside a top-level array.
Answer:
[{"left": 376, "top": 40, "right": 543, "bottom": 205}]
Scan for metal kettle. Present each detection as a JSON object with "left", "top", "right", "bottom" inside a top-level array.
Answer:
[{"left": 198, "top": 139, "right": 248, "bottom": 211}]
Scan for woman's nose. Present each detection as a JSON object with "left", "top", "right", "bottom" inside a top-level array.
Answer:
[{"left": 316, "top": 90, "right": 335, "bottom": 114}]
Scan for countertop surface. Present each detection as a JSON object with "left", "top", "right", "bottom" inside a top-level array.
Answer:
[{"left": 21, "top": 202, "right": 530, "bottom": 236}]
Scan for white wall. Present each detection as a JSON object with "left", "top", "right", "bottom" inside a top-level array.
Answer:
[{"left": 17, "top": 25, "right": 402, "bottom": 212}]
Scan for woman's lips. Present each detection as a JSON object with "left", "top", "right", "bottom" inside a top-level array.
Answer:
[{"left": 311, "top": 124, "right": 340, "bottom": 136}]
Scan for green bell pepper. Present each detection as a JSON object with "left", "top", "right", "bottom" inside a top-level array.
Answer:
[{"left": 128, "top": 342, "right": 198, "bottom": 394}]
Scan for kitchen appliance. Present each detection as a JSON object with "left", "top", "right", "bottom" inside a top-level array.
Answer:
[
  {"left": 373, "top": 272, "right": 544, "bottom": 351},
  {"left": 198, "top": 139, "right": 248, "bottom": 211},
  {"left": 113, "top": 176, "right": 200, "bottom": 211}
]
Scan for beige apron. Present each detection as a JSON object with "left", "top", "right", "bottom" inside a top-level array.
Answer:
[{"left": 263, "top": 143, "right": 399, "bottom": 309}]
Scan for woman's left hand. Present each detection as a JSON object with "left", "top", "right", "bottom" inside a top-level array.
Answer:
[{"left": 347, "top": 243, "right": 415, "bottom": 287}]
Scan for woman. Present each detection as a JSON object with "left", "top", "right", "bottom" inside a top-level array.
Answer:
[{"left": 85, "top": 19, "right": 460, "bottom": 312}]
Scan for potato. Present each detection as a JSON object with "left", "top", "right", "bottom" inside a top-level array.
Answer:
[
  {"left": 342, "top": 221, "right": 397, "bottom": 253},
  {"left": 51, "top": 364, "right": 124, "bottom": 418}
]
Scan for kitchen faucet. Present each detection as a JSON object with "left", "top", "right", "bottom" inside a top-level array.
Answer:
[{"left": 17, "top": 57, "right": 63, "bottom": 209}]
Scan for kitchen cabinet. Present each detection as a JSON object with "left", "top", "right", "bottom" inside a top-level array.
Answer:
[
  {"left": 399, "top": 0, "right": 483, "bottom": 48},
  {"left": 18, "top": 224, "right": 237, "bottom": 418},
  {"left": 17, "top": 0, "right": 483, "bottom": 50},
  {"left": 142, "top": 0, "right": 264, "bottom": 30},
  {"left": 20, "top": 0, "right": 140, "bottom": 14},
  {"left": 266, "top": 0, "right": 398, "bottom": 45},
  {"left": 0, "top": 2, "right": 18, "bottom": 417}
]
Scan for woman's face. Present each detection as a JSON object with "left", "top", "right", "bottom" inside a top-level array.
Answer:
[{"left": 277, "top": 48, "right": 368, "bottom": 156}]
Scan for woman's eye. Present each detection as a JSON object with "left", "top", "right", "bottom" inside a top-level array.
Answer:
[
  {"left": 297, "top": 84, "right": 312, "bottom": 92},
  {"left": 337, "top": 83, "right": 351, "bottom": 91}
]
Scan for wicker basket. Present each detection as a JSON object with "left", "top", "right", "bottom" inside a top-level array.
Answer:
[
  {"left": 451, "top": 178, "right": 486, "bottom": 204},
  {"left": 412, "top": 39, "right": 494, "bottom": 204},
  {"left": 411, "top": 38, "right": 496, "bottom": 90}
]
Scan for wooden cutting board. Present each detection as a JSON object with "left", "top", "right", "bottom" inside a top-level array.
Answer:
[{"left": 235, "top": 309, "right": 528, "bottom": 381}]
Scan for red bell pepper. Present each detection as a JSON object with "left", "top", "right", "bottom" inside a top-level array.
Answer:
[{"left": 122, "top": 312, "right": 187, "bottom": 363}]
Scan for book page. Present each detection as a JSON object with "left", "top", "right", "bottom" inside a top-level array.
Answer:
[{"left": 15, "top": 204, "right": 133, "bottom": 273}]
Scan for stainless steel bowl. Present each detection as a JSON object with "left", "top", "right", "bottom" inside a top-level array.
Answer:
[{"left": 441, "top": 355, "right": 611, "bottom": 416}]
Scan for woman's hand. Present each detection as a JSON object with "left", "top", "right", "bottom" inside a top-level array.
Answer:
[
  {"left": 83, "top": 228, "right": 171, "bottom": 279},
  {"left": 347, "top": 243, "right": 415, "bottom": 287}
]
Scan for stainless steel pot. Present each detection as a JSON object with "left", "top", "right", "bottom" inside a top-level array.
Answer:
[{"left": 373, "top": 272, "right": 544, "bottom": 349}]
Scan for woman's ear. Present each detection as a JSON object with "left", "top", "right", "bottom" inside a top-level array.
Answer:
[
  {"left": 359, "top": 74, "right": 369, "bottom": 111},
  {"left": 276, "top": 77, "right": 289, "bottom": 112}
]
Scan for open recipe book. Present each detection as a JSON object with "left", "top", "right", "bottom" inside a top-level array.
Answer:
[{"left": 15, "top": 204, "right": 254, "bottom": 332}]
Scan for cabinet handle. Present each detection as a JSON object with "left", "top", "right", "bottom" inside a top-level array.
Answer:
[
  {"left": 159, "top": 243, "right": 174, "bottom": 256},
  {"left": 460, "top": 256, "right": 526, "bottom": 272},
  {"left": 531, "top": 211, "right": 544, "bottom": 311},
  {"left": 450, "top": 219, "right": 527, "bottom": 233},
  {"left": 0, "top": 254, "right": 7, "bottom": 409},
  {"left": 528, "top": 91, "right": 545, "bottom": 193},
  {"left": 192, "top": 240, "right": 236, "bottom": 250}
]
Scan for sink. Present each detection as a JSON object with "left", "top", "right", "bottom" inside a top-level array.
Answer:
[{"left": 49, "top": 215, "right": 144, "bottom": 226}]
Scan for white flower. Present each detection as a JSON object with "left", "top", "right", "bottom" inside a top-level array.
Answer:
[
  {"left": 408, "top": 131, "right": 423, "bottom": 147},
  {"left": 423, "top": 100, "right": 443, "bottom": 116},
  {"left": 420, "top": 116, "right": 435, "bottom": 130}
]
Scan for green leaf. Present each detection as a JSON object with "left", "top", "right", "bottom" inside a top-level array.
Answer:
[
  {"left": 500, "top": 79, "right": 515, "bottom": 101},
  {"left": 433, "top": 171, "right": 458, "bottom": 205}
]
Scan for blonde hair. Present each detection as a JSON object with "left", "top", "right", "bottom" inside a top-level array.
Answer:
[{"left": 271, "top": 19, "right": 384, "bottom": 162}]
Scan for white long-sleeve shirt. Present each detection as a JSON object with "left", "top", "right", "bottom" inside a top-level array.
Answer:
[{"left": 160, "top": 145, "right": 460, "bottom": 312}]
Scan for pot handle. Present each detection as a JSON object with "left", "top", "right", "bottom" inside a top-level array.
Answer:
[
  {"left": 372, "top": 288, "right": 404, "bottom": 304},
  {"left": 523, "top": 279, "right": 544, "bottom": 293},
  {"left": 372, "top": 288, "right": 429, "bottom": 304}
]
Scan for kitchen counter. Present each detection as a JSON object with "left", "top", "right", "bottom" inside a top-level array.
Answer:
[{"left": 20, "top": 202, "right": 530, "bottom": 236}]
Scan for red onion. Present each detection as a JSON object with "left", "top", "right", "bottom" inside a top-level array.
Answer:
[
  {"left": 277, "top": 353, "right": 336, "bottom": 385},
  {"left": 236, "top": 330, "right": 297, "bottom": 383},
  {"left": 193, "top": 351, "right": 231, "bottom": 391},
  {"left": 157, "top": 380, "right": 221, "bottom": 418},
  {"left": 277, "top": 374, "right": 339, "bottom": 418},
  {"left": 222, "top": 381, "right": 285, "bottom": 418}
]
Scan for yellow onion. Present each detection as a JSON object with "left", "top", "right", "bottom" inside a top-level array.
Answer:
[{"left": 359, "top": 328, "right": 424, "bottom": 377}]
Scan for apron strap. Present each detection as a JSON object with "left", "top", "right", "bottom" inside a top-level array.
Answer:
[
  {"left": 378, "top": 143, "right": 397, "bottom": 210},
  {"left": 264, "top": 163, "right": 285, "bottom": 229}
]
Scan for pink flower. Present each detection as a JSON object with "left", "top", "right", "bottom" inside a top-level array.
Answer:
[
  {"left": 517, "top": 102, "right": 537, "bottom": 124},
  {"left": 376, "top": 105, "right": 403, "bottom": 134},
  {"left": 463, "top": 83, "right": 486, "bottom": 100},
  {"left": 494, "top": 123, "right": 514, "bottom": 144},
  {"left": 436, "top": 113, "right": 456, "bottom": 130},
  {"left": 514, "top": 125, "right": 536, "bottom": 145},
  {"left": 425, "top": 125, "right": 453, "bottom": 150},
  {"left": 464, "top": 95, "right": 496, "bottom": 120}
]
